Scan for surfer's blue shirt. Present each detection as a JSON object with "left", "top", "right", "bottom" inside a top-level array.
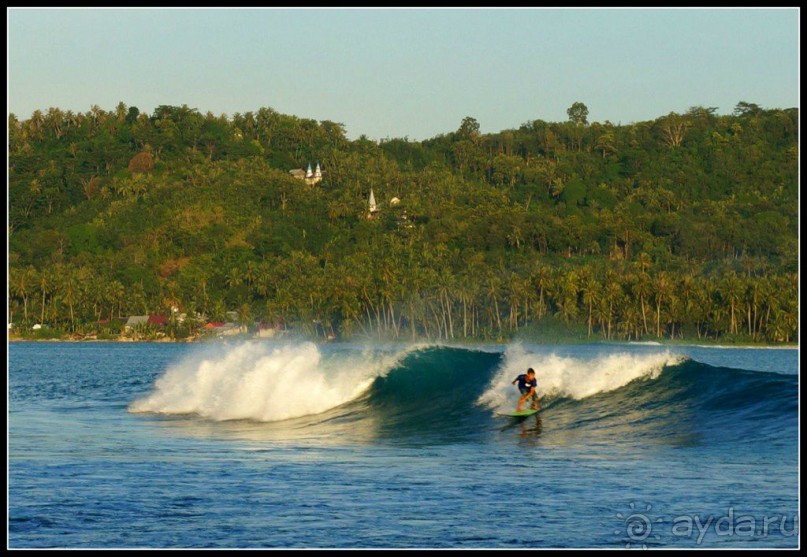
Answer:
[{"left": 516, "top": 374, "right": 537, "bottom": 392}]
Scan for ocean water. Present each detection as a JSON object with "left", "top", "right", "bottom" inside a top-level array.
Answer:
[{"left": 8, "top": 340, "right": 799, "bottom": 548}]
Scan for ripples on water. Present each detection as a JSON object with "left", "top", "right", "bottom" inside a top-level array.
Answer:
[{"left": 8, "top": 341, "right": 798, "bottom": 548}]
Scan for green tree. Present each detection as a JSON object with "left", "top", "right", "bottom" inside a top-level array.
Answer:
[{"left": 566, "top": 102, "right": 589, "bottom": 126}]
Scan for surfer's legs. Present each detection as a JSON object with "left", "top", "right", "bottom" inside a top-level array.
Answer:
[
  {"left": 516, "top": 391, "right": 539, "bottom": 412},
  {"left": 517, "top": 388, "right": 531, "bottom": 411}
]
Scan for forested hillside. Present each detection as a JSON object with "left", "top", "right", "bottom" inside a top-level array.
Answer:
[{"left": 8, "top": 101, "right": 798, "bottom": 343}]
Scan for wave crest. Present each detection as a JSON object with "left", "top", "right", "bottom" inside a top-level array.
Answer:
[
  {"left": 129, "top": 342, "right": 408, "bottom": 422},
  {"left": 476, "top": 344, "right": 685, "bottom": 411}
]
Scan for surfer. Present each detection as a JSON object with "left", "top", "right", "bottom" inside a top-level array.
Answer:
[{"left": 512, "top": 368, "right": 540, "bottom": 412}]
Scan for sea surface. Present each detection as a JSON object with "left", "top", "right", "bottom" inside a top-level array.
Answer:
[{"left": 8, "top": 340, "right": 799, "bottom": 548}]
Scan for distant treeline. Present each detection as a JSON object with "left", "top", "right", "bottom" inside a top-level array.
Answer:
[{"left": 8, "top": 101, "right": 798, "bottom": 343}]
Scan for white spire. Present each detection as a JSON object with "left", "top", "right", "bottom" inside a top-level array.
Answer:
[
  {"left": 369, "top": 188, "right": 377, "bottom": 212},
  {"left": 315, "top": 162, "right": 322, "bottom": 178},
  {"left": 306, "top": 163, "right": 313, "bottom": 178}
]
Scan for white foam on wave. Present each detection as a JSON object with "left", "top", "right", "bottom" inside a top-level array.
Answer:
[
  {"left": 476, "top": 343, "right": 685, "bottom": 411},
  {"left": 129, "top": 341, "right": 413, "bottom": 422},
  {"left": 694, "top": 344, "right": 798, "bottom": 350},
  {"left": 627, "top": 341, "right": 663, "bottom": 346}
]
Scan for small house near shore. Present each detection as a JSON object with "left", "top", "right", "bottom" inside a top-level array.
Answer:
[
  {"left": 125, "top": 315, "right": 168, "bottom": 330},
  {"left": 148, "top": 315, "right": 168, "bottom": 326},
  {"left": 215, "top": 322, "right": 242, "bottom": 336},
  {"left": 124, "top": 315, "right": 149, "bottom": 329}
]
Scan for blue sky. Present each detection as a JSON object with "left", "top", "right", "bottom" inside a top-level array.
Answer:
[{"left": 7, "top": 8, "right": 799, "bottom": 140}]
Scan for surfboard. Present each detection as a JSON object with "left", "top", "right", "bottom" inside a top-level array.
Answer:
[{"left": 498, "top": 409, "right": 539, "bottom": 418}]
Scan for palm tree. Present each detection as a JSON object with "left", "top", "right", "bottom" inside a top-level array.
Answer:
[
  {"left": 438, "top": 280, "right": 454, "bottom": 339},
  {"left": 667, "top": 293, "right": 684, "bottom": 339},
  {"left": 243, "top": 260, "right": 259, "bottom": 293},
  {"left": 603, "top": 272, "right": 623, "bottom": 339},
  {"left": 485, "top": 274, "right": 503, "bottom": 336},
  {"left": 631, "top": 271, "right": 652, "bottom": 335},
  {"left": 580, "top": 271, "right": 601, "bottom": 338},
  {"left": 684, "top": 279, "right": 707, "bottom": 340},
  {"left": 506, "top": 273, "right": 524, "bottom": 331},
  {"left": 594, "top": 130, "right": 616, "bottom": 159},
  {"left": 29, "top": 109, "right": 45, "bottom": 140},
  {"left": 554, "top": 270, "right": 579, "bottom": 325},
  {"left": 107, "top": 280, "right": 126, "bottom": 321},
  {"left": 719, "top": 271, "right": 743, "bottom": 335},
  {"left": 225, "top": 267, "right": 243, "bottom": 290},
  {"left": 453, "top": 273, "right": 473, "bottom": 338},
  {"left": 530, "top": 264, "right": 552, "bottom": 319},
  {"left": 769, "top": 308, "right": 796, "bottom": 343},
  {"left": 652, "top": 272, "right": 671, "bottom": 338},
  {"left": 237, "top": 303, "right": 253, "bottom": 333},
  {"left": 65, "top": 110, "right": 78, "bottom": 130},
  {"left": 37, "top": 268, "right": 51, "bottom": 325},
  {"left": 10, "top": 266, "right": 35, "bottom": 325},
  {"left": 593, "top": 296, "right": 609, "bottom": 339},
  {"left": 45, "top": 107, "right": 65, "bottom": 139},
  {"left": 114, "top": 101, "right": 127, "bottom": 122},
  {"left": 57, "top": 267, "right": 79, "bottom": 332},
  {"left": 519, "top": 274, "right": 536, "bottom": 328},
  {"left": 706, "top": 282, "right": 728, "bottom": 340},
  {"left": 210, "top": 298, "right": 227, "bottom": 323},
  {"left": 618, "top": 303, "right": 640, "bottom": 340},
  {"left": 755, "top": 276, "right": 775, "bottom": 340},
  {"left": 88, "top": 104, "right": 106, "bottom": 129}
]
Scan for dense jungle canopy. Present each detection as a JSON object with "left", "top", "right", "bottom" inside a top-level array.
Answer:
[{"left": 7, "top": 101, "right": 798, "bottom": 343}]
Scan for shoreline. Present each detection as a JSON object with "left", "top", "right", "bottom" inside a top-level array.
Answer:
[{"left": 7, "top": 335, "right": 799, "bottom": 350}]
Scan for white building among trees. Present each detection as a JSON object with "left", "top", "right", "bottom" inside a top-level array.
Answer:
[{"left": 289, "top": 162, "right": 323, "bottom": 185}]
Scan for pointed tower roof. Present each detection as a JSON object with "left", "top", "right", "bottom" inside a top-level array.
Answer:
[
  {"left": 314, "top": 162, "right": 322, "bottom": 177},
  {"left": 368, "top": 188, "right": 377, "bottom": 212},
  {"left": 306, "top": 163, "right": 313, "bottom": 178}
]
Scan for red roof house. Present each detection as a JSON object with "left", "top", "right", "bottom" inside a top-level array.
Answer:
[{"left": 147, "top": 315, "right": 168, "bottom": 326}]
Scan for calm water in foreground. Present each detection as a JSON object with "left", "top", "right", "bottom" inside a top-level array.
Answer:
[{"left": 8, "top": 341, "right": 799, "bottom": 548}]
